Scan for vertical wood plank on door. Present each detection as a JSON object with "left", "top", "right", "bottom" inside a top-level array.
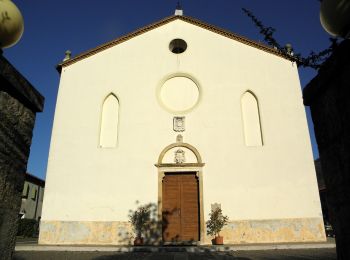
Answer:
[
  {"left": 181, "top": 174, "right": 199, "bottom": 241},
  {"left": 162, "top": 174, "right": 181, "bottom": 242},
  {"left": 162, "top": 173, "right": 199, "bottom": 242}
]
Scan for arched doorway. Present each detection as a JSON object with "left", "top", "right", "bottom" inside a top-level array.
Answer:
[{"left": 155, "top": 140, "right": 205, "bottom": 244}]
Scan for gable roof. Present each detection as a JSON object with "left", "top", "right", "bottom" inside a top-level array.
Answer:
[
  {"left": 58, "top": 15, "right": 294, "bottom": 70},
  {"left": 25, "top": 172, "right": 45, "bottom": 187}
]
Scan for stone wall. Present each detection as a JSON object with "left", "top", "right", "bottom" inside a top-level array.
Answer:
[
  {"left": 39, "top": 218, "right": 325, "bottom": 245},
  {"left": 303, "top": 39, "right": 350, "bottom": 260},
  {"left": 0, "top": 54, "right": 44, "bottom": 260}
]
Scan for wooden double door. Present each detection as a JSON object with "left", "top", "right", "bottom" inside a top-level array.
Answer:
[{"left": 162, "top": 172, "right": 200, "bottom": 243}]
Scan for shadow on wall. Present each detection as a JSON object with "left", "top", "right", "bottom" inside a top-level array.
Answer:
[
  {"left": 117, "top": 201, "right": 165, "bottom": 245},
  {"left": 117, "top": 201, "right": 194, "bottom": 245}
]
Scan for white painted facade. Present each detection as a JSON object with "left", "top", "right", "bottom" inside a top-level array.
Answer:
[{"left": 40, "top": 16, "right": 324, "bottom": 245}]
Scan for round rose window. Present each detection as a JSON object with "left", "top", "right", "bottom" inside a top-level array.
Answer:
[{"left": 158, "top": 76, "right": 200, "bottom": 114}]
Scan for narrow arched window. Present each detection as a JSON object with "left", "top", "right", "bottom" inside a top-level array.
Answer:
[
  {"left": 241, "top": 91, "right": 263, "bottom": 146},
  {"left": 99, "top": 94, "right": 119, "bottom": 148}
]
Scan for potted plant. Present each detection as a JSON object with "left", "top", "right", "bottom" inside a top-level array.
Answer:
[
  {"left": 206, "top": 207, "right": 229, "bottom": 245},
  {"left": 129, "top": 203, "right": 151, "bottom": 246}
]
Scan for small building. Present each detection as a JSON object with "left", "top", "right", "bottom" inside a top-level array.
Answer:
[
  {"left": 40, "top": 10, "right": 325, "bottom": 245},
  {"left": 19, "top": 173, "right": 45, "bottom": 220}
]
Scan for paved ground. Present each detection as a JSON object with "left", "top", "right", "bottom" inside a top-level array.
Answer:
[
  {"left": 13, "top": 248, "right": 337, "bottom": 260},
  {"left": 13, "top": 237, "right": 337, "bottom": 260}
]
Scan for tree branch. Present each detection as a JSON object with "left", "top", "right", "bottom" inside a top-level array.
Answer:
[{"left": 242, "top": 8, "right": 339, "bottom": 70}]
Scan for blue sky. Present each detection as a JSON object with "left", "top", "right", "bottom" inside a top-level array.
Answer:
[{"left": 4, "top": 1, "right": 331, "bottom": 180}]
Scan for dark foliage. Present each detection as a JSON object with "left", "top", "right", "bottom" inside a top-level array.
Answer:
[
  {"left": 17, "top": 219, "right": 38, "bottom": 237},
  {"left": 125, "top": 201, "right": 163, "bottom": 245}
]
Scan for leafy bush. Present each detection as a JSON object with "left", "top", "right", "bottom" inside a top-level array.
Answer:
[
  {"left": 17, "top": 218, "right": 38, "bottom": 237},
  {"left": 206, "top": 208, "right": 229, "bottom": 237}
]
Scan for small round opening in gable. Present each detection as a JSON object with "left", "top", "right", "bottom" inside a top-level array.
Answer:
[{"left": 169, "top": 39, "right": 187, "bottom": 54}]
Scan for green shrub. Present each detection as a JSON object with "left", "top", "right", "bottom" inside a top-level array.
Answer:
[
  {"left": 17, "top": 219, "right": 38, "bottom": 237},
  {"left": 206, "top": 208, "right": 229, "bottom": 237}
]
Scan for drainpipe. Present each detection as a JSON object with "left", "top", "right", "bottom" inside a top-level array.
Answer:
[{"left": 34, "top": 186, "right": 40, "bottom": 219}]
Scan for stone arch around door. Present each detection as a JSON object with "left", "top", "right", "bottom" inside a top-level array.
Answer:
[{"left": 155, "top": 141, "right": 205, "bottom": 244}]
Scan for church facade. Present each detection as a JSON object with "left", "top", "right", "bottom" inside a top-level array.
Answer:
[{"left": 39, "top": 13, "right": 325, "bottom": 245}]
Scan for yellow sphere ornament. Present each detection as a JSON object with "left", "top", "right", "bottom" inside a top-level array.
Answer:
[
  {"left": 0, "top": 0, "right": 24, "bottom": 48},
  {"left": 320, "top": 0, "right": 350, "bottom": 38}
]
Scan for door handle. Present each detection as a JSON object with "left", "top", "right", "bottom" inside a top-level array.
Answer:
[{"left": 178, "top": 208, "right": 181, "bottom": 216}]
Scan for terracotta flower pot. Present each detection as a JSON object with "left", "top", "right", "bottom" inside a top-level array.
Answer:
[
  {"left": 212, "top": 236, "right": 224, "bottom": 245},
  {"left": 133, "top": 237, "right": 144, "bottom": 246}
]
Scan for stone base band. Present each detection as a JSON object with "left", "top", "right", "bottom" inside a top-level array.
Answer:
[{"left": 39, "top": 217, "right": 326, "bottom": 245}]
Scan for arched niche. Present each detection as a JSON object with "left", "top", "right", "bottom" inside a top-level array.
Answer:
[
  {"left": 162, "top": 147, "right": 198, "bottom": 164},
  {"left": 241, "top": 91, "right": 263, "bottom": 147},
  {"left": 99, "top": 93, "right": 119, "bottom": 148},
  {"left": 157, "top": 142, "right": 203, "bottom": 165}
]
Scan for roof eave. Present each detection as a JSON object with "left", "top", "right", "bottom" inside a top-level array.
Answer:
[{"left": 58, "top": 15, "right": 295, "bottom": 71}]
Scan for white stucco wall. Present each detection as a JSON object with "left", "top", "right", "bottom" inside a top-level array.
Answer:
[{"left": 42, "top": 19, "right": 322, "bottom": 224}]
